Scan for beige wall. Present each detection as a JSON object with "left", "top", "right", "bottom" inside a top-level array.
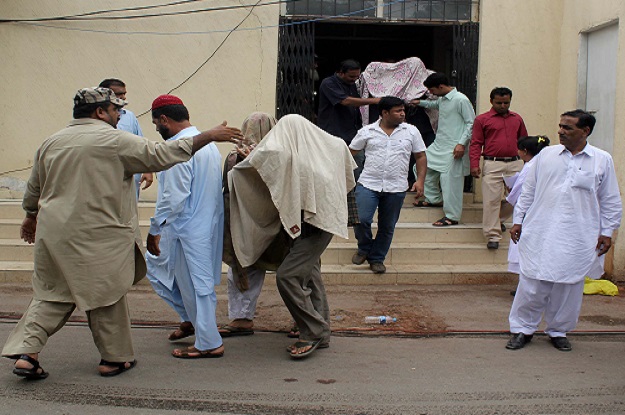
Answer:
[
  {"left": 478, "top": 0, "right": 625, "bottom": 276},
  {"left": 477, "top": 0, "right": 564, "bottom": 135},
  {"left": 3, "top": 1, "right": 625, "bottom": 274},
  {"left": 0, "top": 0, "right": 279, "bottom": 199}
]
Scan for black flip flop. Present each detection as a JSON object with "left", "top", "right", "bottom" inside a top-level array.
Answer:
[
  {"left": 287, "top": 326, "right": 299, "bottom": 338},
  {"left": 413, "top": 200, "right": 443, "bottom": 207},
  {"left": 432, "top": 216, "right": 459, "bottom": 227}
]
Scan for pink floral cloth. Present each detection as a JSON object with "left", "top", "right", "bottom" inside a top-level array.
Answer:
[{"left": 358, "top": 57, "right": 434, "bottom": 125}]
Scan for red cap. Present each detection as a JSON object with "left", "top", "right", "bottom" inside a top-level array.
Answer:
[{"left": 151, "top": 94, "right": 184, "bottom": 110}]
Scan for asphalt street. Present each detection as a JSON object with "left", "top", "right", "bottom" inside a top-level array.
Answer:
[{"left": 1, "top": 321, "right": 624, "bottom": 415}]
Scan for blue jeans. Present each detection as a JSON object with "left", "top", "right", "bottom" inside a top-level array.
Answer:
[
  {"left": 353, "top": 184, "right": 405, "bottom": 264},
  {"left": 352, "top": 150, "right": 365, "bottom": 181}
]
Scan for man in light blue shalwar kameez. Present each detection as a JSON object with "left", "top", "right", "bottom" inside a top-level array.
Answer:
[
  {"left": 99, "top": 78, "right": 154, "bottom": 197},
  {"left": 146, "top": 94, "right": 225, "bottom": 359},
  {"left": 411, "top": 72, "right": 475, "bottom": 226}
]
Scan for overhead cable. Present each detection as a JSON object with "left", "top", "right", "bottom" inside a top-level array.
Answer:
[{"left": 0, "top": 0, "right": 291, "bottom": 23}]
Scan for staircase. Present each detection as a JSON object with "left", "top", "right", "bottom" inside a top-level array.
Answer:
[{"left": 0, "top": 195, "right": 512, "bottom": 285}]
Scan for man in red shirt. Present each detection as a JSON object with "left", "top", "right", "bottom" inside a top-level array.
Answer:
[{"left": 470, "top": 87, "right": 527, "bottom": 249}]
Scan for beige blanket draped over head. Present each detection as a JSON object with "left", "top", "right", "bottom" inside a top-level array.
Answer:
[
  {"left": 229, "top": 114, "right": 357, "bottom": 268},
  {"left": 222, "top": 112, "right": 277, "bottom": 290}
]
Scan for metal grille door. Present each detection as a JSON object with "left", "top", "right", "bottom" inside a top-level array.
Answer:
[
  {"left": 276, "top": 18, "right": 315, "bottom": 120},
  {"left": 452, "top": 22, "right": 479, "bottom": 107}
]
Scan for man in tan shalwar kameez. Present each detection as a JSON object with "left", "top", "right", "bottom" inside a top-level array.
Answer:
[{"left": 2, "top": 87, "right": 242, "bottom": 379}]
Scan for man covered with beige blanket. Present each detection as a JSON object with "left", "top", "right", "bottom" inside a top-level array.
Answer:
[{"left": 229, "top": 114, "right": 356, "bottom": 359}]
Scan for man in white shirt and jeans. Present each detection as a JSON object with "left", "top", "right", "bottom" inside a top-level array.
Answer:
[
  {"left": 349, "top": 96, "right": 427, "bottom": 274},
  {"left": 507, "top": 109, "right": 622, "bottom": 352}
]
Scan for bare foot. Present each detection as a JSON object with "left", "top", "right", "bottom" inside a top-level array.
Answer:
[{"left": 225, "top": 319, "right": 253, "bottom": 329}]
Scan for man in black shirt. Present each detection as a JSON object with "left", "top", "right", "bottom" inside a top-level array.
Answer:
[{"left": 317, "top": 59, "right": 380, "bottom": 179}]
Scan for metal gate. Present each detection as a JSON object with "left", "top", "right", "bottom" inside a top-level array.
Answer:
[
  {"left": 276, "top": 18, "right": 315, "bottom": 120},
  {"left": 452, "top": 22, "right": 479, "bottom": 107}
]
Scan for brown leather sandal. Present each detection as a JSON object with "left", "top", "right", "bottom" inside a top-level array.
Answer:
[{"left": 168, "top": 321, "right": 195, "bottom": 341}]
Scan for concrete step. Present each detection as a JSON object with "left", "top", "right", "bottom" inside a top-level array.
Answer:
[
  {"left": 0, "top": 199, "right": 483, "bottom": 224},
  {"left": 0, "top": 191, "right": 509, "bottom": 287},
  {"left": 321, "top": 242, "right": 509, "bottom": 265},
  {"left": 336, "top": 222, "right": 509, "bottom": 243},
  {"left": 379, "top": 205, "right": 482, "bottom": 223},
  {"left": 405, "top": 192, "right": 475, "bottom": 205},
  {"left": 0, "top": 238, "right": 510, "bottom": 265},
  {"left": 0, "top": 219, "right": 504, "bottom": 244},
  {"left": 0, "top": 261, "right": 513, "bottom": 285}
]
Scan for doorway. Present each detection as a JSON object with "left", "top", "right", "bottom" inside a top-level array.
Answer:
[
  {"left": 276, "top": 19, "right": 479, "bottom": 119},
  {"left": 578, "top": 22, "right": 618, "bottom": 153}
]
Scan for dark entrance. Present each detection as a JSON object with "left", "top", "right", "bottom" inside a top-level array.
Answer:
[{"left": 276, "top": 19, "right": 479, "bottom": 120}]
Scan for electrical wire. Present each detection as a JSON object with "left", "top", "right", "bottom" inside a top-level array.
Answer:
[
  {"left": 0, "top": 0, "right": 290, "bottom": 23},
  {"left": 0, "top": 0, "right": 204, "bottom": 22},
  {"left": 8, "top": 0, "right": 414, "bottom": 36},
  {"left": 135, "top": 0, "right": 263, "bottom": 117},
  {"left": 0, "top": 0, "right": 469, "bottom": 175},
  {"left": 0, "top": 0, "right": 409, "bottom": 172}
]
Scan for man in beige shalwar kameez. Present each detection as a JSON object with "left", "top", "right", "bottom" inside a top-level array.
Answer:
[{"left": 2, "top": 87, "right": 242, "bottom": 379}]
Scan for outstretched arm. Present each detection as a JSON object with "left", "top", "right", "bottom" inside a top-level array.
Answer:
[
  {"left": 192, "top": 121, "right": 243, "bottom": 154},
  {"left": 340, "top": 96, "right": 381, "bottom": 107}
]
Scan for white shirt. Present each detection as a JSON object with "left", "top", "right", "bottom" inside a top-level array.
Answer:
[
  {"left": 506, "top": 156, "right": 536, "bottom": 206},
  {"left": 513, "top": 144, "right": 622, "bottom": 283},
  {"left": 349, "top": 120, "right": 426, "bottom": 192}
]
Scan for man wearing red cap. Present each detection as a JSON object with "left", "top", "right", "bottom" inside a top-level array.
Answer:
[
  {"left": 146, "top": 95, "right": 227, "bottom": 359},
  {"left": 3, "top": 88, "right": 242, "bottom": 380}
]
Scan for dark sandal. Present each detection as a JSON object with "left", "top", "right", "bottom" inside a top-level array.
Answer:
[
  {"left": 168, "top": 322, "right": 195, "bottom": 341},
  {"left": 413, "top": 200, "right": 443, "bottom": 208},
  {"left": 13, "top": 355, "right": 49, "bottom": 380},
  {"left": 172, "top": 345, "right": 224, "bottom": 359},
  {"left": 287, "top": 325, "right": 300, "bottom": 338},
  {"left": 433, "top": 216, "right": 459, "bottom": 227},
  {"left": 219, "top": 325, "right": 254, "bottom": 337},
  {"left": 99, "top": 359, "right": 137, "bottom": 377},
  {"left": 289, "top": 339, "right": 323, "bottom": 359}
]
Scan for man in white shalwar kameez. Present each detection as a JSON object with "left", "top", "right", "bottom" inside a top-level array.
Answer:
[
  {"left": 146, "top": 95, "right": 225, "bottom": 359},
  {"left": 507, "top": 110, "right": 622, "bottom": 352}
]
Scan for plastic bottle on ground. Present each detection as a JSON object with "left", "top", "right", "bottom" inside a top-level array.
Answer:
[{"left": 364, "top": 315, "right": 397, "bottom": 324}]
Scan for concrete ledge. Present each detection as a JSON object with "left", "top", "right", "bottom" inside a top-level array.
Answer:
[{"left": 0, "top": 261, "right": 513, "bottom": 286}]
